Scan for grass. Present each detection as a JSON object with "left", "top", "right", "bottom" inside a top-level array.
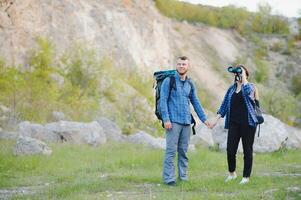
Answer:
[{"left": 0, "top": 140, "right": 300, "bottom": 199}]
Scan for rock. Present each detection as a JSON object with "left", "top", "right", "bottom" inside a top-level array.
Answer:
[
  {"left": 13, "top": 136, "right": 52, "bottom": 156},
  {"left": 127, "top": 131, "right": 165, "bottom": 149},
  {"left": 282, "top": 124, "right": 301, "bottom": 149},
  {"left": 127, "top": 131, "right": 195, "bottom": 151},
  {"left": 0, "top": 11, "right": 12, "bottom": 29},
  {"left": 18, "top": 121, "right": 60, "bottom": 143},
  {"left": 52, "top": 111, "right": 66, "bottom": 121},
  {"left": 191, "top": 124, "right": 215, "bottom": 147},
  {"left": 0, "top": 104, "right": 10, "bottom": 113},
  {"left": 96, "top": 117, "right": 126, "bottom": 142},
  {"left": 210, "top": 118, "right": 231, "bottom": 152},
  {"left": 253, "top": 114, "right": 301, "bottom": 152},
  {"left": 45, "top": 121, "right": 106, "bottom": 146},
  {"left": 0, "top": 131, "right": 18, "bottom": 140},
  {"left": 288, "top": 18, "right": 300, "bottom": 36},
  {"left": 211, "top": 114, "right": 301, "bottom": 152}
]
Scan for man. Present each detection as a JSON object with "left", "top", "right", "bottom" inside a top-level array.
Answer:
[{"left": 160, "top": 56, "right": 210, "bottom": 186}]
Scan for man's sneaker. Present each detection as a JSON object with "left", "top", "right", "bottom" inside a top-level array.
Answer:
[
  {"left": 166, "top": 181, "right": 176, "bottom": 186},
  {"left": 239, "top": 177, "right": 249, "bottom": 185},
  {"left": 225, "top": 173, "right": 237, "bottom": 182}
]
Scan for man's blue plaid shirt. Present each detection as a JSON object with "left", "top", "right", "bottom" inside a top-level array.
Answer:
[
  {"left": 217, "top": 82, "right": 258, "bottom": 129},
  {"left": 159, "top": 73, "right": 207, "bottom": 125}
]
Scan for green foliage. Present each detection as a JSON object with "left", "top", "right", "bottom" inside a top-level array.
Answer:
[
  {"left": 251, "top": 3, "right": 289, "bottom": 35},
  {"left": 155, "top": 0, "right": 289, "bottom": 35},
  {"left": 0, "top": 38, "right": 60, "bottom": 123},
  {"left": 282, "top": 38, "right": 295, "bottom": 55},
  {"left": 254, "top": 46, "right": 268, "bottom": 59},
  {"left": 291, "top": 73, "right": 301, "bottom": 96},
  {"left": 59, "top": 45, "right": 100, "bottom": 121},
  {"left": 0, "top": 141, "right": 300, "bottom": 199},
  {"left": 270, "top": 41, "right": 285, "bottom": 52},
  {"left": 0, "top": 39, "right": 100, "bottom": 124},
  {"left": 254, "top": 58, "right": 269, "bottom": 83},
  {"left": 260, "top": 86, "right": 299, "bottom": 125}
]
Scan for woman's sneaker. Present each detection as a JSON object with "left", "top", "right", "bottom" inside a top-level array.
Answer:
[
  {"left": 225, "top": 173, "right": 237, "bottom": 182},
  {"left": 239, "top": 177, "right": 249, "bottom": 184}
]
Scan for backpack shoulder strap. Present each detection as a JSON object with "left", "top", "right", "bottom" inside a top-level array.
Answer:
[
  {"left": 187, "top": 78, "right": 195, "bottom": 97},
  {"left": 169, "top": 76, "right": 176, "bottom": 92}
]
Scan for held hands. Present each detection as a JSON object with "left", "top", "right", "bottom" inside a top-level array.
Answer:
[
  {"left": 165, "top": 117, "right": 219, "bottom": 131},
  {"left": 204, "top": 120, "right": 211, "bottom": 129},
  {"left": 206, "top": 115, "right": 221, "bottom": 129}
]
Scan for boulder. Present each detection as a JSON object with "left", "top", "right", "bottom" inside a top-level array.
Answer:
[
  {"left": 45, "top": 121, "right": 106, "bottom": 146},
  {"left": 96, "top": 117, "right": 126, "bottom": 142},
  {"left": 0, "top": 131, "right": 18, "bottom": 140},
  {"left": 191, "top": 124, "right": 215, "bottom": 147},
  {"left": 211, "top": 114, "right": 301, "bottom": 152},
  {"left": 13, "top": 136, "right": 52, "bottom": 156},
  {"left": 254, "top": 114, "right": 301, "bottom": 152},
  {"left": 127, "top": 131, "right": 195, "bottom": 151},
  {"left": 18, "top": 121, "right": 60, "bottom": 143},
  {"left": 127, "top": 131, "right": 165, "bottom": 149}
]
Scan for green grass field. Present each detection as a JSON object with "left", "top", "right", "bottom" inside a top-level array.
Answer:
[{"left": 0, "top": 140, "right": 300, "bottom": 199}]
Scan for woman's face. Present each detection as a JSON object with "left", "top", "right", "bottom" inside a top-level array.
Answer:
[{"left": 234, "top": 67, "right": 247, "bottom": 83}]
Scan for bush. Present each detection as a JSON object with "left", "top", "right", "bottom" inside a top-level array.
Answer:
[
  {"left": 155, "top": 0, "right": 289, "bottom": 35},
  {"left": 251, "top": 3, "right": 289, "bottom": 34},
  {"left": 59, "top": 45, "right": 100, "bottom": 121},
  {"left": 254, "top": 58, "right": 269, "bottom": 83},
  {"left": 261, "top": 86, "right": 299, "bottom": 125},
  {"left": 291, "top": 73, "right": 301, "bottom": 96},
  {"left": 0, "top": 39, "right": 100, "bottom": 123}
]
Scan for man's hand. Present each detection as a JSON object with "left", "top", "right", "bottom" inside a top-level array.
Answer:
[
  {"left": 209, "top": 118, "right": 218, "bottom": 129},
  {"left": 209, "top": 114, "right": 221, "bottom": 129},
  {"left": 164, "top": 121, "right": 172, "bottom": 130},
  {"left": 204, "top": 120, "right": 211, "bottom": 129}
]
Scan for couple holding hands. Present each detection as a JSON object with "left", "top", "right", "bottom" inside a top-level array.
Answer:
[{"left": 160, "top": 56, "right": 259, "bottom": 186}]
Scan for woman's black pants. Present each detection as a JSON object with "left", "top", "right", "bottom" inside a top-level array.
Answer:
[{"left": 227, "top": 122, "right": 256, "bottom": 177}]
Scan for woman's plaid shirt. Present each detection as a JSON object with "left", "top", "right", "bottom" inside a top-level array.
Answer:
[{"left": 217, "top": 82, "right": 258, "bottom": 129}]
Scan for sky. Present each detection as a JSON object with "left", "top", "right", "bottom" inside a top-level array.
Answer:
[{"left": 180, "top": 0, "right": 301, "bottom": 18}]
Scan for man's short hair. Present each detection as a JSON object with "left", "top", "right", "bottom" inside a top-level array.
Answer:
[{"left": 178, "top": 56, "right": 189, "bottom": 61}]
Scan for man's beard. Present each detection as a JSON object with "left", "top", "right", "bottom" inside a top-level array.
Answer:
[{"left": 177, "top": 69, "right": 187, "bottom": 76}]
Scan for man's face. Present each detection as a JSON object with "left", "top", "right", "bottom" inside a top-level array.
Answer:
[{"left": 176, "top": 59, "right": 189, "bottom": 75}]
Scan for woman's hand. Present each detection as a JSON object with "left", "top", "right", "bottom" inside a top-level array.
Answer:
[
  {"left": 240, "top": 67, "right": 248, "bottom": 84},
  {"left": 209, "top": 114, "right": 221, "bottom": 129}
]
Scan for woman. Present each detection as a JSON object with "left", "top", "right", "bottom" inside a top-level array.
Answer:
[{"left": 211, "top": 65, "right": 258, "bottom": 184}]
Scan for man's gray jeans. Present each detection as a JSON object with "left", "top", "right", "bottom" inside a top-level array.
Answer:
[{"left": 163, "top": 122, "right": 191, "bottom": 183}]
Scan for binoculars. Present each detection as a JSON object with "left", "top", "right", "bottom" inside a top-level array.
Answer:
[{"left": 227, "top": 66, "right": 242, "bottom": 74}]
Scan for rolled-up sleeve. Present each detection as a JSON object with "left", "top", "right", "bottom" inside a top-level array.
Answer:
[
  {"left": 189, "top": 83, "right": 207, "bottom": 123},
  {"left": 159, "top": 78, "right": 170, "bottom": 122}
]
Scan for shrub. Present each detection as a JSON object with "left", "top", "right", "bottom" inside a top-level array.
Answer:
[
  {"left": 291, "top": 73, "right": 301, "bottom": 96},
  {"left": 261, "top": 86, "right": 298, "bottom": 125},
  {"left": 155, "top": 0, "right": 289, "bottom": 35},
  {"left": 0, "top": 39, "right": 100, "bottom": 123},
  {"left": 254, "top": 58, "right": 269, "bottom": 83}
]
